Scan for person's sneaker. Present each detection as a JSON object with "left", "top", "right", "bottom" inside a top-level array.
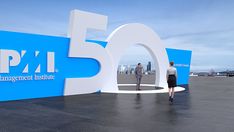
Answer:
[
  {"left": 169, "top": 96, "right": 171, "bottom": 101},
  {"left": 171, "top": 98, "right": 174, "bottom": 103}
]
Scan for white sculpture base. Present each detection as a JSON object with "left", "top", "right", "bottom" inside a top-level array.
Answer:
[{"left": 102, "top": 84, "right": 185, "bottom": 94}]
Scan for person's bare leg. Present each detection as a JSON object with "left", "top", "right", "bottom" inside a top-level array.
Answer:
[
  {"left": 171, "top": 88, "right": 175, "bottom": 98},
  {"left": 168, "top": 88, "right": 171, "bottom": 97},
  {"left": 168, "top": 88, "right": 172, "bottom": 101},
  {"left": 171, "top": 88, "right": 175, "bottom": 102},
  {"left": 168, "top": 88, "right": 170, "bottom": 96}
]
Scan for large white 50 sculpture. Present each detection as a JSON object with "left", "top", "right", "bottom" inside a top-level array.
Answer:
[{"left": 64, "top": 10, "right": 179, "bottom": 95}]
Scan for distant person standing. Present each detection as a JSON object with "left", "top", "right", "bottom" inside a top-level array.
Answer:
[
  {"left": 135, "top": 63, "right": 143, "bottom": 90},
  {"left": 166, "top": 61, "right": 177, "bottom": 103}
]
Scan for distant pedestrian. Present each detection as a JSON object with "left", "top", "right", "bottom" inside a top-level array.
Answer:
[
  {"left": 166, "top": 61, "right": 177, "bottom": 103},
  {"left": 135, "top": 63, "right": 143, "bottom": 90}
]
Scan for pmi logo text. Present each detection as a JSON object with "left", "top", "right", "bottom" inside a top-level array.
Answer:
[{"left": 0, "top": 49, "right": 55, "bottom": 73}]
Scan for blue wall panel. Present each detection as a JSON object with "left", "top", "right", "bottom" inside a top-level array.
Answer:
[
  {"left": 166, "top": 48, "right": 192, "bottom": 85},
  {"left": 0, "top": 30, "right": 191, "bottom": 101}
]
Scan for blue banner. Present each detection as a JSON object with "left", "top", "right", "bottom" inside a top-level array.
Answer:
[{"left": 0, "top": 30, "right": 191, "bottom": 101}]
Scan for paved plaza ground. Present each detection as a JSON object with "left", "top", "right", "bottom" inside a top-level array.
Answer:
[{"left": 0, "top": 77, "right": 234, "bottom": 132}]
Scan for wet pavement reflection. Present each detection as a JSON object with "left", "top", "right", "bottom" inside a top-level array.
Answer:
[{"left": 0, "top": 77, "right": 234, "bottom": 131}]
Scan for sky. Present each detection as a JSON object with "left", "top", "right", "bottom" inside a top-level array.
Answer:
[{"left": 0, "top": 0, "right": 234, "bottom": 72}]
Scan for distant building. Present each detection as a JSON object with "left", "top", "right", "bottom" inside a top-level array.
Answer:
[
  {"left": 216, "top": 72, "right": 227, "bottom": 76},
  {"left": 192, "top": 70, "right": 234, "bottom": 77},
  {"left": 147, "top": 61, "right": 151, "bottom": 71},
  {"left": 217, "top": 70, "right": 234, "bottom": 77},
  {"left": 118, "top": 65, "right": 126, "bottom": 74},
  {"left": 228, "top": 73, "right": 234, "bottom": 77},
  {"left": 197, "top": 72, "right": 209, "bottom": 76},
  {"left": 190, "top": 72, "right": 198, "bottom": 76},
  {"left": 227, "top": 71, "right": 234, "bottom": 77}
]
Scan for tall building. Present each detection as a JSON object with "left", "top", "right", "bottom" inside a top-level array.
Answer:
[{"left": 147, "top": 61, "right": 151, "bottom": 71}]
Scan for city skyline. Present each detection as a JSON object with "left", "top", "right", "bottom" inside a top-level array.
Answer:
[{"left": 0, "top": 0, "right": 233, "bottom": 71}]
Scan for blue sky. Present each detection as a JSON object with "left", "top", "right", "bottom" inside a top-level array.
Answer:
[{"left": 0, "top": 0, "right": 234, "bottom": 71}]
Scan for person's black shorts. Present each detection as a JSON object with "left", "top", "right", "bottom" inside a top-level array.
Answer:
[{"left": 167, "top": 75, "right": 177, "bottom": 88}]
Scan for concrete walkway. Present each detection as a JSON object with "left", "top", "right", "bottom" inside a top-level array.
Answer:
[{"left": 0, "top": 77, "right": 233, "bottom": 132}]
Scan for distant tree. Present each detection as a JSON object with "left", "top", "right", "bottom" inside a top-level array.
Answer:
[{"left": 208, "top": 69, "right": 215, "bottom": 76}]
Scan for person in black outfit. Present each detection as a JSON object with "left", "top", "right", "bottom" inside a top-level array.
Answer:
[{"left": 166, "top": 61, "right": 177, "bottom": 103}]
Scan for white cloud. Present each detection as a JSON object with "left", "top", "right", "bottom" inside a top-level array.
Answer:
[{"left": 163, "top": 30, "right": 234, "bottom": 71}]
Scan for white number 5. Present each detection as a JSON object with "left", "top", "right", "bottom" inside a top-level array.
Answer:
[{"left": 64, "top": 10, "right": 112, "bottom": 95}]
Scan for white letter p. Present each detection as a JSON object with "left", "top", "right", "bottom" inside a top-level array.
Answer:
[{"left": 0, "top": 49, "right": 21, "bottom": 73}]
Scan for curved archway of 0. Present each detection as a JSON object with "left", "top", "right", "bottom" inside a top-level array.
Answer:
[{"left": 101, "top": 23, "right": 185, "bottom": 93}]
